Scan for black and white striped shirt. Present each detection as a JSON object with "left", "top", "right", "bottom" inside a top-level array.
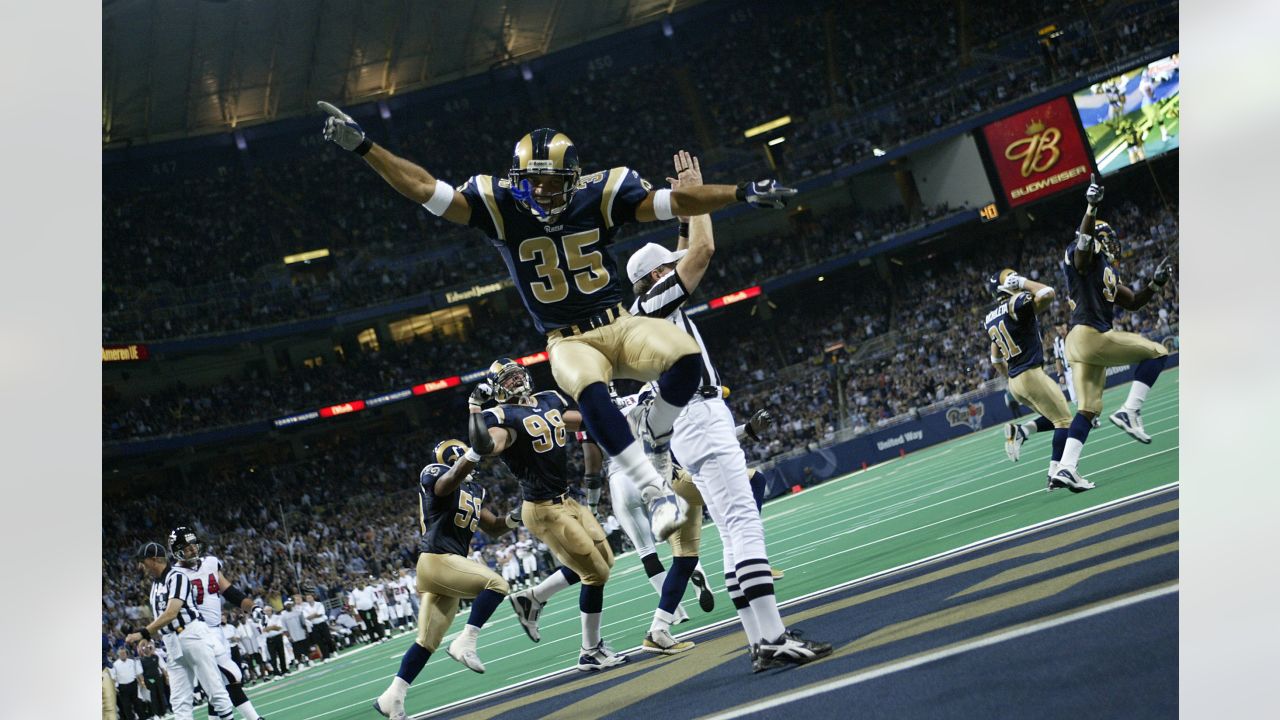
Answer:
[
  {"left": 149, "top": 566, "right": 203, "bottom": 636},
  {"left": 629, "top": 272, "right": 721, "bottom": 388}
]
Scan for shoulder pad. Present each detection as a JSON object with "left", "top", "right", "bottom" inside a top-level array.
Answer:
[{"left": 420, "top": 463, "right": 449, "bottom": 481}]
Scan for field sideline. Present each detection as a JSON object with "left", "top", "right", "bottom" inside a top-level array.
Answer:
[{"left": 189, "top": 370, "right": 1178, "bottom": 720}]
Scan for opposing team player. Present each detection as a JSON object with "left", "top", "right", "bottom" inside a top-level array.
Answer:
[
  {"left": 461, "top": 359, "right": 628, "bottom": 671},
  {"left": 374, "top": 440, "right": 516, "bottom": 720},
  {"left": 985, "top": 271, "right": 1080, "bottom": 490},
  {"left": 1053, "top": 176, "right": 1173, "bottom": 490},
  {"left": 625, "top": 151, "right": 832, "bottom": 671},
  {"left": 169, "top": 526, "right": 266, "bottom": 720},
  {"left": 125, "top": 541, "right": 237, "bottom": 720},
  {"left": 320, "top": 101, "right": 797, "bottom": 545}
]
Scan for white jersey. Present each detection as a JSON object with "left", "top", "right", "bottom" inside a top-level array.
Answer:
[{"left": 176, "top": 555, "right": 225, "bottom": 628}]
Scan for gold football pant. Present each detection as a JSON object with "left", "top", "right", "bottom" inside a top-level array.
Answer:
[
  {"left": 546, "top": 308, "right": 700, "bottom": 400},
  {"left": 1008, "top": 367, "right": 1072, "bottom": 428},
  {"left": 524, "top": 496, "right": 615, "bottom": 585},
  {"left": 669, "top": 467, "right": 704, "bottom": 558},
  {"left": 414, "top": 552, "right": 509, "bottom": 651},
  {"left": 1066, "top": 325, "right": 1169, "bottom": 414}
]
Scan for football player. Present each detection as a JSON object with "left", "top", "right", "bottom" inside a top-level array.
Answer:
[
  {"left": 169, "top": 526, "right": 266, "bottom": 720},
  {"left": 1054, "top": 176, "right": 1173, "bottom": 490},
  {"left": 374, "top": 440, "right": 518, "bottom": 720},
  {"left": 460, "top": 359, "right": 629, "bottom": 671},
  {"left": 319, "top": 102, "right": 797, "bottom": 546},
  {"left": 985, "top": 270, "right": 1080, "bottom": 490}
]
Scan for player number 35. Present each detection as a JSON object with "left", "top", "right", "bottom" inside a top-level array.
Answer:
[{"left": 518, "top": 229, "right": 610, "bottom": 304}]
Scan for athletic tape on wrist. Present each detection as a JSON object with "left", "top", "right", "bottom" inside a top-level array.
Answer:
[
  {"left": 653, "top": 188, "right": 675, "bottom": 221},
  {"left": 423, "top": 182, "right": 456, "bottom": 216},
  {"left": 463, "top": 448, "right": 482, "bottom": 464},
  {"left": 1034, "top": 287, "right": 1054, "bottom": 300}
]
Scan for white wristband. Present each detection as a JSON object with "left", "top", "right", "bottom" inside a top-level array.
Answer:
[
  {"left": 1075, "top": 231, "right": 1092, "bottom": 251},
  {"left": 463, "top": 448, "right": 482, "bottom": 463},
  {"left": 653, "top": 188, "right": 675, "bottom": 221},
  {"left": 1034, "top": 287, "right": 1053, "bottom": 300},
  {"left": 423, "top": 181, "right": 456, "bottom": 216}
]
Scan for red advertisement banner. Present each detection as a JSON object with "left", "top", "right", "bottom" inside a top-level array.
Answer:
[{"left": 982, "top": 97, "right": 1092, "bottom": 207}]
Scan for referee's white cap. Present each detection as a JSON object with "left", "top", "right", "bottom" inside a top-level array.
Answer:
[{"left": 627, "top": 243, "right": 687, "bottom": 284}]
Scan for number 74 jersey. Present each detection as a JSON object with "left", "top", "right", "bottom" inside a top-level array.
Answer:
[
  {"left": 458, "top": 167, "right": 653, "bottom": 333},
  {"left": 176, "top": 556, "right": 225, "bottom": 627}
]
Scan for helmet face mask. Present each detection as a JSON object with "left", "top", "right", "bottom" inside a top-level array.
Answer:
[
  {"left": 1093, "top": 221, "right": 1120, "bottom": 263},
  {"left": 510, "top": 129, "right": 580, "bottom": 222},
  {"left": 167, "top": 526, "right": 201, "bottom": 565},
  {"left": 488, "top": 358, "right": 534, "bottom": 403}
]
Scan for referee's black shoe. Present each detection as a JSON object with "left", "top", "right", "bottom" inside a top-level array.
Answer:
[{"left": 757, "top": 629, "right": 833, "bottom": 667}]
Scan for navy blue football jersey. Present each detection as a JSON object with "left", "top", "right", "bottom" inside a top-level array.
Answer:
[
  {"left": 1060, "top": 243, "right": 1120, "bottom": 332},
  {"left": 458, "top": 167, "right": 653, "bottom": 333},
  {"left": 482, "top": 390, "right": 572, "bottom": 501},
  {"left": 418, "top": 463, "right": 486, "bottom": 557},
  {"left": 985, "top": 292, "right": 1044, "bottom": 378}
]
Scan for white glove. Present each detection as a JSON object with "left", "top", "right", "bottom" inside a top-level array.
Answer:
[
  {"left": 468, "top": 382, "right": 494, "bottom": 409},
  {"left": 1000, "top": 272, "right": 1027, "bottom": 293},
  {"left": 318, "top": 101, "right": 371, "bottom": 154},
  {"left": 736, "top": 180, "right": 798, "bottom": 210},
  {"left": 1085, "top": 173, "right": 1104, "bottom": 207}
]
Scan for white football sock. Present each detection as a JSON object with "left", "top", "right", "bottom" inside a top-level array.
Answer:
[
  {"left": 530, "top": 570, "right": 571, "bottom": 603},
  {"left": 581, "top": 611, "right": 601, "bottom": 650},
  {"left": 748, "top": 595, "right": 787, "bottom": 642},
  {"left": 735, "top": 605, "right": 762, "bottom": 646},
  {"left": 1123, "top": 381, "right": 1151, "bottom": 413},
  {"left": 613, "top": 442, "right": 663, "bottom": 494},
  {"left": 386, "top": 676, "right": 409, "bottom": 697},
  {"left": 237, "top": 701, "right": 261, "bottom": 720},
  {"left": 1059, "top": 438, "right": 1084, "bottom": 471},
  {"left": 650, "top": 608, "right": 675, "bottom": 634},
  {"left": 647, "top": 570, "right": 668, "bottom": 597},
  {"left": 1019, "top": 420, "right": 1040, "bottom": 436}
]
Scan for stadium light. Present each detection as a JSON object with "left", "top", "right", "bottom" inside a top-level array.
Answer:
[
  {"left": 521, "top": 64, "right": 534, "bottom": 82},
  {"left": 872, "top": 148, "right": 886, "bottom": 157},
  {"left": 283, "top": 248, "right": 330, "bottom": 266},
  {"left": 378, "top": 101, "right": 391, "bottom": 120},
  {"left": 662, "top": 18, "right": 674, "bottom": 37},
  {"left": 744, "top": 115, "right": 792, "bottom": 139},
  {"left": 767, "top": 136, "right": 786, "bottom": 146}
]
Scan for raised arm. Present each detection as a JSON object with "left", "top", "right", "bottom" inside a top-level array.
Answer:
[
  {"left": 664, "top": 151, "right": 716, "bottom": 293},
  {"left": 318, "top": 101, "right": 471, "bottom": 225},
  {"left": 998, "top": 272, "right": 1056, "bottom": 314},
  {"left": 1073, "top": 174, "right": 1104, "bottom": 273},
  {"left": 1115, "top": 257, "right": 1173, "bottom": 311}
]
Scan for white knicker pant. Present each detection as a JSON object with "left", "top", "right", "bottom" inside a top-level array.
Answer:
[
  {"left": 606, "top": 456, "right": 658, "bottom": 558},
  {"left": 671, "top": 397, "right": 767, "bottom": 574},
  {"left": 163, "top": 621, "right": 236, "bottom": 720},
  {"left": 207, "top": 626, "right": 242, "bottom": 683}
]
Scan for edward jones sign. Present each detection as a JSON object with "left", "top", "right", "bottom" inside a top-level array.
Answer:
[{"left": 982, "top": 97, "right": 1092, "bottom": 207}]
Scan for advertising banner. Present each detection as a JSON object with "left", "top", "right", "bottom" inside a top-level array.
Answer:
[{"left": 981, "top": 96, "right": 1092, "bottom": 207}]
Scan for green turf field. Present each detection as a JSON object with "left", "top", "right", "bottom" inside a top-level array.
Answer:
[{"left": 208, "top": 370, "right": 1178, "bottom": 720}]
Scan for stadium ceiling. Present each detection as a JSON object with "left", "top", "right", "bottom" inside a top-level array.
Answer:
[{"left": 103, "top": 0, "right": 705, "bottom": 146}]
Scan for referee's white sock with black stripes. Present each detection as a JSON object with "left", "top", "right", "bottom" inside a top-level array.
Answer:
[
  {"left": 724, "top": 570, "right": 763, "bottom": 646},
  {"left": 737, "top": 559, "right": 786, "bottom": 641}
]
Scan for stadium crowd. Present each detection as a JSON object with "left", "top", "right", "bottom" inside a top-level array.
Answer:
[{"left": 102, "top": 0, "right": 1176, "bottom": 341}]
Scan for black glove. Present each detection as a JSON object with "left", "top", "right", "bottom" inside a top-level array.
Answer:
[
  {"left": 746, "top": 409, "right": 774, "bottom": 441},
  {"left": 1149, "top": 257, "right": 1173, "bottom": 288},
  {"left": 505, "top": 507, "right": 522, "bottom": 528}
]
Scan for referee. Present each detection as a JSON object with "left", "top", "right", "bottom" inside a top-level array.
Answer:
[{"left": 124, "top": 542, "right": 236, "bottom": 720}]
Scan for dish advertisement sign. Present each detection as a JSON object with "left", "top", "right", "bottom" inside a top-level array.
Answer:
[{"left": 982, "top": 96, "right": 1092, "bottom": 207}]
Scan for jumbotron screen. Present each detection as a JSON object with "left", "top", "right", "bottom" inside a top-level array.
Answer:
[{"left": 1072, "top": 53, "right": 1180, "bottom": 175}]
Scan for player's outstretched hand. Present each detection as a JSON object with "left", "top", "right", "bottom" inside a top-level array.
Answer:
[
  {"left": 1150, "top": 257, "right": 1173, "bottom": 287},
  {"left": 749, "top": 409, "right": 774, "bottom": 436},
  {"left": 737, "top": 179, "right": 797, "bottom": 209},
  {"left": 1085, "top": 173, "right": 1104, "bottom": 207},
  {"left": 318, "top": 101, "right": 370, "bottom": 153},
  {"left": 666, "top": 150, "right": 703, "bottom": 189}
]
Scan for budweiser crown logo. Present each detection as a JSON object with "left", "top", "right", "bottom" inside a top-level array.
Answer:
[{"left": 1024, "top": 119, "right": 1046, "bottom": 135}]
